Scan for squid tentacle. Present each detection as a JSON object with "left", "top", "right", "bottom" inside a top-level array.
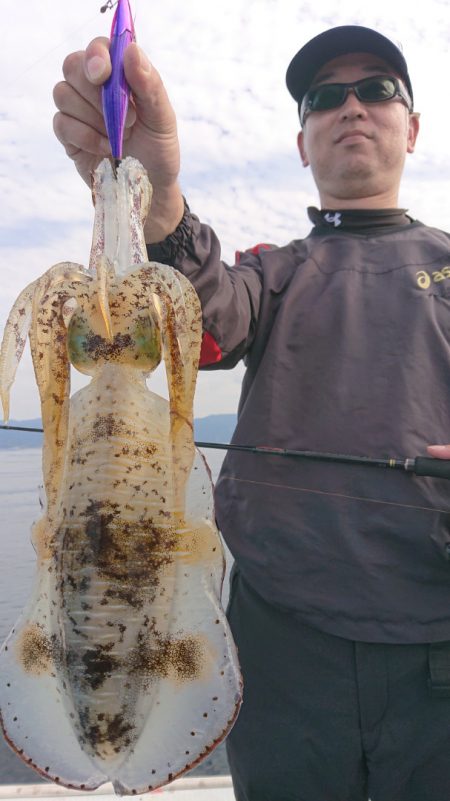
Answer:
[
  {"left": 0, "top": 281, "right": 37, "bottom": 423},
  {"left": 28, "top": 268, "right": 91, "bottom": 516},
  {"left": 0, "top": 262, "right": 89, "bottom": 423}
]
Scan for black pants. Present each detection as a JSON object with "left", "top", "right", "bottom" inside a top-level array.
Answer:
[{"left": 226, "top": 570, "right": 450, "bottom": 801}]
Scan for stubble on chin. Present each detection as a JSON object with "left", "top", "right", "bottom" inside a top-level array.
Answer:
[{"left": 313, "top": 161, "right": 376, "bottom": 202}]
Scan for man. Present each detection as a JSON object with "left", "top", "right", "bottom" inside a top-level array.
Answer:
[{"left": 54, "top": 24, "right": 450, "bottom": 801}]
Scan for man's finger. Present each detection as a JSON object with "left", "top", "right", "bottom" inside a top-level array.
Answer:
[
  {"left": 53, "top": 112, "right": 111, "bottom": 157},
  {"left": 62, "top": 51, "right": 106, "bottom": 115},
  {"left": 53, "top": 81, "right": 107, "bottom": 136},
  {"left": 84, "top": 37, "right": 112, "bottom": 85},
  {"left": 427, "top": 445, "right": 450, "bottom": 460},
  {"left": 122, "top": 44, "right": 178, "bottom": 133}
]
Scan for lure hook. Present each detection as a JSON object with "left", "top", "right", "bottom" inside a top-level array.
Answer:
[{"left": 100, "top": 1, "right": 117, "bottom": 12}]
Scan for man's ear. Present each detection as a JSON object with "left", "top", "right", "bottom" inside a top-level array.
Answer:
[
  {"left": 407, "top": 112, "right": 420, "bottom": 154},
  {"left": 297, "top": 130, "right": 309, "bottom": 167}
]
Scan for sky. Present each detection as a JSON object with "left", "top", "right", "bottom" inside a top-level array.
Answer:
[{"left": 1, "top": 0, "right": 450, "bottom": 422}]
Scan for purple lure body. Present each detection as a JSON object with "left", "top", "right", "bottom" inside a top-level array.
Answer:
[{"left": 102, "top": 0, "right": 135, "bottom": 160}]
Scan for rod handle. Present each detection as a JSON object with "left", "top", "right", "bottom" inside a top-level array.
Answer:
[{"left": 414, "top": 457, "right": 450, "bottom": 480}]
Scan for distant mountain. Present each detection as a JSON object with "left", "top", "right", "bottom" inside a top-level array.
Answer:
[
  {"left": 0, "top": 419, "right": 43, "bottom": 450},
  {"left": 0, "top": 414, "right": 237, "bottom": 451},
  {"left": 194, "top": 414, "right": 236, "bottom": 443}
]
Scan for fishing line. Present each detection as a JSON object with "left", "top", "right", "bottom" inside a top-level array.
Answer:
[
  {"left": 5, "top": 0, "right": 142, "bottom": 97},
  {"left": 5, "top": 7, "right": 112, "bottom": 95},
  {"left": 225, "top": 476, "right": 450, "bottom": 516}
]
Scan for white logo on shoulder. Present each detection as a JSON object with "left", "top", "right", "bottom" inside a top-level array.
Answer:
[{"left": 324, "top": 212, "right": 342, "bottom": 227}]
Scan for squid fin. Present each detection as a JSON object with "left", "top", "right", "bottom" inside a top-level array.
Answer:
[
  {"left": 0, "top": 517, "right": 107, "bottom": 790},
  {"left": 106, "top": 451, "right": 241, "bottom": 795}
]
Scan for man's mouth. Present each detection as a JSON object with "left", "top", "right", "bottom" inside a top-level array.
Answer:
[{"left": 335, "top": 130, "right": 371, "bottom": 144}]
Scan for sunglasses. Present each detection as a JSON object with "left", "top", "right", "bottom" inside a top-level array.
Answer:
[{"left": 300, "top": 75, "right": 413, "bottom": 126}]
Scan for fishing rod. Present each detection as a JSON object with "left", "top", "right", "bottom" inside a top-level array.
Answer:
[
  {"left": 195, "top": 442, "right": 450, "bottom": 480},
  {"left": 2, "top": 425, "right": 450, "bottom": 481},
  {"left": 1, "top": 424, "right": 43, "bottom": 433}
]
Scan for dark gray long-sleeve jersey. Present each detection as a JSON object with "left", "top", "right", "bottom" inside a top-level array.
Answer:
[{"left": 148, "top": 212, "right": 450, "bottom": 643}]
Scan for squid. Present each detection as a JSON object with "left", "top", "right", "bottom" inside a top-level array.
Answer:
[{"left": 0, "top": 156, "right": 242, "bottom": 794}]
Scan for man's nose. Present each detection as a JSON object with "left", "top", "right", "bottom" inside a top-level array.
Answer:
[{"left": 339, "top": 88, "right": 368, "bottom": 119}]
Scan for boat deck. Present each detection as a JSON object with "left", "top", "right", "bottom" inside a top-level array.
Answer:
[{"left": 0, "top": 778, "right": 234, "bottom": 800}]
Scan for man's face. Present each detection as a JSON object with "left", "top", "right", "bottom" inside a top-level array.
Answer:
[{"left": 297, "top": 53, "right": 420, "bottom": 207}]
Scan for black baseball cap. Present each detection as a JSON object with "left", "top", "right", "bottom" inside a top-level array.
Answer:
[{"left": 286, "top": 25, "right": 413, "bottom": 107}]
